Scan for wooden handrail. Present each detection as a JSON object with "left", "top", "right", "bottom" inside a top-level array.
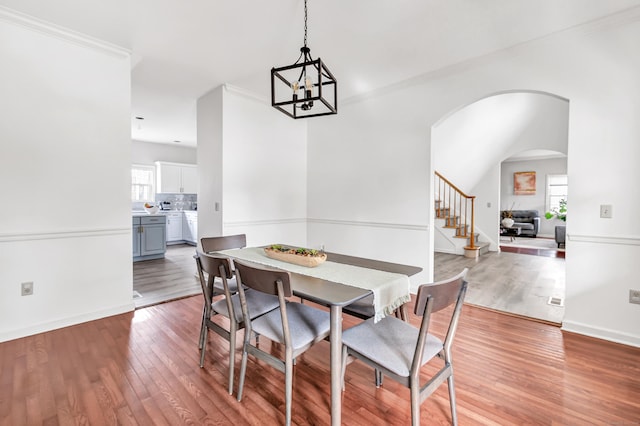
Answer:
[
  {"left": 434, "top": 171, "right": 477, "bottom": 250},
  {"left": 435, "top": 171, "right": 474, "bottom": 199}
]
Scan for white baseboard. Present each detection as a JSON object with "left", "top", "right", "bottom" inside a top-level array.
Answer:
[
  {"left": 0, "top": 302, "right": 135, "bottom": 343},
  {"left": 561, "top": 320, "right": 640, "bottom": 348}
]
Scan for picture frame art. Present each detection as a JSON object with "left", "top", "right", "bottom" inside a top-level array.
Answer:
[{"left": 514, "top": 171, "right": 536, "bottom": 195}]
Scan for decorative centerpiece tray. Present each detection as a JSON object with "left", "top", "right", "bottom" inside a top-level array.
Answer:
[{"left": 264, "top": 245, "right": 327, "bottom": 268}]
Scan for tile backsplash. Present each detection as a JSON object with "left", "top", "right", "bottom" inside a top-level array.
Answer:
[{"left": 132, "top": 193, "right": 197, "bottom": 211}]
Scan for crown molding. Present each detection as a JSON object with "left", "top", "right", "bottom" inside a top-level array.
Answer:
[
  {"left": 0, "top": 5, "right": 130, "bottom": 58},
  {"left": 223, "top": 84, "right": 269, "bottom": 105}
]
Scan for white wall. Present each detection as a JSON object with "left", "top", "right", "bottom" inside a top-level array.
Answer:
[
  {"left": 0, "top": 12, "right": 133, "bottom": 341},
  {"left": 501, "top": 157, "right": 568, "bottom": 237},
  {"left": 307, "top": 13, "right": 640, "bottom": 346},
  {"left": 132, "top": 139, "right": 196, "bottom": 166},
  {"left": 221, "top": 87, "right": 308, "bottom": 247},
  {"left": 197, "top": 86, "right": 224, "bottom": 245},
  {"left": 307, "top": 90, "right": 432, "bottom": 286}
]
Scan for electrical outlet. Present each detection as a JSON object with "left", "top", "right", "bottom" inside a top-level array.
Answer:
[
  {"left": 630, "top": 289, "right": 640, "bottom": 305},
  {"left": 21, "top": 281, "right": 34, "bottom": 296},
  {"left": 600, "top": 204, "right": 612, "bottom": 218}
]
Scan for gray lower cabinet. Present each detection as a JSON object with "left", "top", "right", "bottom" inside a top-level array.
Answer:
[{"left": 133, "top": 215, "right": 167, "bottom": 262}]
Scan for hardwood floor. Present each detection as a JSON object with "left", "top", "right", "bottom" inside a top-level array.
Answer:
[{"left": 2, "top": 294, "right": 639, "bottom": 425}]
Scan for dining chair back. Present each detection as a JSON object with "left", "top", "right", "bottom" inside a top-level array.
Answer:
[
  {"left": 233, "top": 260, "right": 331, "bottom": 426},
  {"left": 341, "top": 268, "right": 468, "bottom": 426},
  {"left": 195, "top": 252, "right": 279, "bottom": 395},
  {"left": 201, "top": 234, "right": 247, "bottom": 253},
  {"left": 197, "top": 234, "right": 246, "bottom": 350}
]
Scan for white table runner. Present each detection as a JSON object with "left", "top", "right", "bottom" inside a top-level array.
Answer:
[{"left": 216, "top": 247, "right": 411, "bottom": 322}]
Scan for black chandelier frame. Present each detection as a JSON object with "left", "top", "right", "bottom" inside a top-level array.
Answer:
[{"left": 270, "top": 0, "right": 337, "bottom": 119}]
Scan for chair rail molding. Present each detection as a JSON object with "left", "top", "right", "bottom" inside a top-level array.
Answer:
[
  {"left": 308, "top": 218, "right": 429, "bottom": 232},
  {"left": 0, "top": 227, "right": 131, "bottom": 243},
  {"left": 568, "top": 234, "right": 640, "bottom": 246}
]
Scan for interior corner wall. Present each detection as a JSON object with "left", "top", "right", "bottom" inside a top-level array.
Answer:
[
  {"left": 220, "top": 88, "right": 308, "bottom": 247},
  {"left": 307, "top": 17, "right": 640, "bottom": 345},
  {"left": 306, "top": 93, "right": 433, "bottom": 289},
  {"left": 0, "top": 15, "right": 133, "bottom": 342},
  {"left": 197, "top": 86, "right": 224, "bottom": 246}
]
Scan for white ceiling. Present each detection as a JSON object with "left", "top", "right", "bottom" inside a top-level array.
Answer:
[{"left": 3, "top": 0, "right": 640, "bottom": 147}]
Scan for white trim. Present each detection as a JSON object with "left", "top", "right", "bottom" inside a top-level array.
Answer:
[
  {"left": 0, "top": 228, "right": 130, "bottom": 243},
  {"left": 223, "top": 217, "right": 429, "bottom": 232},
  {"left": 0, "top": 5, "right": 130, "bottom": 58},
  {"left": 568, "top": 234, "right": 640, "bottom": 246},
  {"left": 223, "top": 83, "right": 269, "bottom": 104},
  {"left": 224, "top": 218, "right": 307, "bottom": 227},
  {"left": 309, "top": 218, "right": 429, "bottom": 232},
  {"left": 562, "top": 320, "right": 640, "bottom": 348},
  {"left": 0, "top": 302, "right": 135, "bottom": 344}
]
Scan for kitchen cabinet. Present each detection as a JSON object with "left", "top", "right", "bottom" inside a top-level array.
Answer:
[
  {"left": 133, "top": 215, "right": 167, "bottom": 261},
  {"left": 182, "top": 211, "right": 198, "bottom": 245},
  {"left": 155, "top": 161, "right": 197, "bottom": 193},
  {"left": 165, "top": 212, "right": 183, "bottom": 243}
]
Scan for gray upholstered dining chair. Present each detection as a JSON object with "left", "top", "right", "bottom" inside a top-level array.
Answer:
[
  {"left": 341, "top": 268, "right": 469, "bottom": 426},
  {"left": 197, "top": 234, "right": 247, "bottom": 349},
  {"left": 195, "top": 252, "right": 279, "bottom": 395},
  {"left": 234, "top": 260, "right": 331, "bottom": 426}
]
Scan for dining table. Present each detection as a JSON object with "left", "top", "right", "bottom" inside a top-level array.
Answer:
[{"left": 214, "top": 245, "right": 422, "bottom": 425}]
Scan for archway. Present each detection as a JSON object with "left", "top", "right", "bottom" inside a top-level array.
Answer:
[{"left": 431, "top": 91, "right": 568, "bottom": 323}]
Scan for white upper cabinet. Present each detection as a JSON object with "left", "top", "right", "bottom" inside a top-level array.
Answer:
[
  {"left": 155, "top": 161, "right": 197, "bottom": 193},
  {"left": 180, "top": 165, "right": 198, "bottom": 193}
]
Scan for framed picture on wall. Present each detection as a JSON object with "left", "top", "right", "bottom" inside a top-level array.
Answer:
[{"left": 514, "top": 171, "right": 536, "bottom": 195}]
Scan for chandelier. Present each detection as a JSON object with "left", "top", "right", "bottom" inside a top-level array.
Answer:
[{"left": 271, "top": 0, "right": 337, "bottom": 119}]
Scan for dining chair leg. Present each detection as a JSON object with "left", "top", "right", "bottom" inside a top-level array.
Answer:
[
  {"left": 375, "top": 369, "right": 383, "bottom": 387},
  {"left": 198, "top": 305, "right": 207, "bottom": 349},
  {"left": 237, "top": 347, "right": 248, "bottom": 402},
  {"left": 228, "top": 326, "right": 236, "bottom": 396},
  {"left": 341, "top": 346, "right": 348, "bottom": 391},
  {"left": 447, "top": 373, "right": 458, "bottom": 426},
  {"left": 410, "top": 381, "right": 421, "bottom": 426},
  {"left": 285, "top": 353, "right": 293, "bottom": 426},
  {"left": 199, "top": 328, "right": 207, "bottom": 368}
]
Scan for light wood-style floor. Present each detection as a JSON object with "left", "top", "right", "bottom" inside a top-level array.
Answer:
[
  {"left": 133, "top": 244, "right": 200, "bottom": 308},
  {"left": 435, "top": 249, "right": 565, "bottom": 324},
  {"left": 2, "top": 291, "right": 639, "bottom": 424}
]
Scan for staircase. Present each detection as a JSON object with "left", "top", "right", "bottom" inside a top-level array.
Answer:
[{"left": 435, "top": 171, "right": 490, "bottom": 258}]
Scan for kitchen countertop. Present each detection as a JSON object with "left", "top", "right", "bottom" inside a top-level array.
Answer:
[{"left": 132, "top": 210, "right": 197, "bottom": 216}]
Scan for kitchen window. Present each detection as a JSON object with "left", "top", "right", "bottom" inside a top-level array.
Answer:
[{"left": 132, "top": 165, "right": 155, "bottom": 202}]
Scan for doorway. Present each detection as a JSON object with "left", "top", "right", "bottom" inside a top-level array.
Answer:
[{"left": 432, "top": 91, "right": 569, "bottom": 323}]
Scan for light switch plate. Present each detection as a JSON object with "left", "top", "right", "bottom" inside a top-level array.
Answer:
[
  {"left": 630, "top": 289, "right": 640, "bottom": 305},
  {"left": 600, "top": 204, "right": 612, "bottom": 218}
]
